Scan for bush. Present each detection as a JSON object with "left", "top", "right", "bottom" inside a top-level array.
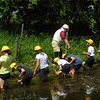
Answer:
[{"left": 0, "top": 31, "right": 99, "bottom": 68}]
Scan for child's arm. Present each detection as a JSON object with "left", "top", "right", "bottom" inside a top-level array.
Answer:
[
  {"left": 58, "top": 66, "right": 62, "bottom": 71},
  {"left": 33, "top": 59, "right": 39, "bottom": 76},
  {"left": 47, "top": 59, "right": 50, "bottom": 65},
  {"left": 0, "top": 61, "right": 2, "bottom": 68},
  {"left": 18, "top": 68, "right": 25, "bottom": 78},
  {"left": 69, "top": 57, "right": 75, "bottom": 64},
  {"left": 55, "top": 70, "right": 62, "bottom": 75},
  {"left": 83, "top": 51, "right": 91, "bottom": 55},
  {"left": 55, "top": 66, "right": 62, "bottom": 75}
]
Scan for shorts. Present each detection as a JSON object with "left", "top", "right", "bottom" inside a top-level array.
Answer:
[
  {"left": 52, "top": 40, "right": 61, "bottom": 52},
  {"left": 85, "top": 56, "right": 94, "bottom": 67},
  {"left": 38, "top": 67, "right": 49, "bottom": 82},
  {"left": 74, "top": 64, "right": 82, "bottom": 71},
  {"left": 62, "top": 64, "right": 70, "bottom": 74},
  {"left": 0, "top": 73, "right": 10, "bottom": 80},
  {"left": 22, "top": 76, "right": 33, "bottom": 85}
]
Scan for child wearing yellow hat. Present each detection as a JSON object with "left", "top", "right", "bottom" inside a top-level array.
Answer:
[
  {"left": 10, "top": 63, "right": 33, "bottom": 86},
  {"left": 53, "top": 57, "right": 74, "bottom": 78},
  {"left": 33, "top": 46, "right": 49, "bottom": 82},
  {"left": 82, "top": 39, "right": 95, "bottom": 70},
  {"left": 0, "top": 46, "right": 12, "bottom": 91},
  {"left": 62, "top": 53, "right": 82, "bottom": 76}
]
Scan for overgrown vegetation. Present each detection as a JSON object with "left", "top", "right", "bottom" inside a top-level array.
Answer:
[{"left": 0, "top": 31, "right": 100, "bottom": 69}]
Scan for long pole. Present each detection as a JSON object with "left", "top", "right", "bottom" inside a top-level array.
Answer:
[{"left": 14, "top": 37, "right": 19, "bottom": 61}]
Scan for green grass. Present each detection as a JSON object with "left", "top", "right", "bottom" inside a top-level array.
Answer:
[{"left": 0, "top": 31, "right": 100, "bottom": 69}]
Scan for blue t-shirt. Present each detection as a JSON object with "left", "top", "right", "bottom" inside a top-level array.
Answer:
[{"left": 67, "top": 54, "right": 82, "bottom": 65}]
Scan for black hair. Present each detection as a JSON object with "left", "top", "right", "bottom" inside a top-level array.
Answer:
[{"left": 4, "top": 50, "right": 11, "bottom": 55}]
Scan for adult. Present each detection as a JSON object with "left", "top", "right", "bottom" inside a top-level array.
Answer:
[
  {"left": 0, "top": 46, "right": 12, "bottom": 91},
  {"left": 33, "top": 46, "right": 49, "bottom": 82},
  {"left": 51, "top": 24, "right": 71, "bottom": 63}
]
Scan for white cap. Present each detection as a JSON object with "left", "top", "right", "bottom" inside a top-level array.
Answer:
[{"left": 62, "top": 24, "right": 69, "bottom": 29}]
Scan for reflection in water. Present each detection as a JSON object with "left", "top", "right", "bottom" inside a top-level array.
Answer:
[
  {"left": 38, "top": 85, "right": 49, "bottom": 100},
  {"left": 51, "top": 80, "right": 68, "bottom": 100},
  {"left": 51, "top": 85, "right": 60, "bottom": 100},
  {"left": 0, "top": 64, "right": 100, "bottom": 100},
  {"left": 39, "top": 97, "right": 48, "bottom": 100},
  {"left": 86, "top": 85, "right": 94, "bottom": 95},
  {"left": 85, "top": 94, "right": 91, "bottom": 100}
]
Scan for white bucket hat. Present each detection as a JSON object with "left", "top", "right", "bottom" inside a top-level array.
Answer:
[{"left": 62, "top": 24, "right": 69, "bottom": 29}]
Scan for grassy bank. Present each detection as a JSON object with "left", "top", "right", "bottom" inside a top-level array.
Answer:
[{"left": 0, "top": 31, "right": 100, "bottom": 69}]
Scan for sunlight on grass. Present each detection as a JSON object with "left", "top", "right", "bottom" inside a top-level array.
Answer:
[{"left": 0, "top": 31, "right": 99, "bottom": 67}]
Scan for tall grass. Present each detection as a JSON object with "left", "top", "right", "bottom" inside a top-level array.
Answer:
[{"left": 0, "top": 31, "right": 99, "bottom": 68}]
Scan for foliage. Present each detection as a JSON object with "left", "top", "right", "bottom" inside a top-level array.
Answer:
[
  {"left": 0, "top": 0, "right": 100, "bottom": 35},
  {"left": 0, "top": 31, "right": 99, "bottom": 67}
]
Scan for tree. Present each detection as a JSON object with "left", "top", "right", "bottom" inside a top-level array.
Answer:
[{"left": 0, "top": 0, "right": 99, "bottom": 35}]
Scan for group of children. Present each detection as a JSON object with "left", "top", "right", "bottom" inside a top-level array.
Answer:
[
  {"left": 53, "top": 53, "right": 83, "bottom": 79},
  {"left": 0, "top": 38, "right": 99, "bottom": 91},
  {"left": 9, "top": 45, "right": 50, "bottom": 87},
  {"left": 0, "top": 45, "right": 50, "bottom": 91},
  {"left": 53, "top": 39, "right": 99, "bottom": 79}
]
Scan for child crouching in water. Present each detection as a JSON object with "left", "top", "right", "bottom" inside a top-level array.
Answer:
[
  {"left": 10, "top": 63, "right": 33, "bottom": 86},
  {"left": 62, "top": 53, "right": 82, "bottom": 75},
  {"left": 53, "top": 57, "right": 74, "bottom": 78}
]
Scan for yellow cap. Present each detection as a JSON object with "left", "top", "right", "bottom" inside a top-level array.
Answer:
[
  {"left": 34, "top": 46, "right": 42, "bottom": 51},
  {"left": 86, "top": 39, "right": 93, "bottom": 45},
  {"left": 53, "top": 57, "right": 60, "bottom": 63},
  {"left": 62, "top": 53, "right": 66, "bottom": 59},
  {"left": 1, "top": 46, "right": 10, "bottom": 52},
  {"left": 10, "top": 63, "right": 17, "bottom": 69}
]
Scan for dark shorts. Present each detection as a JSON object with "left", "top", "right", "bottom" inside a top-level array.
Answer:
[
  {"left": 22, "top": 76, "right": 33, "bottom": 85},
  {"left": 38, "top": 67, "right": 49, "bottom": 82},
  {"left": 85, "top": 56, "right": 94, "bottom": 67},
  {"left": 74, "top": 64, "right": 82, "bottom": 71},
  {"left": 62, "top": 64, "right": 70, "bottom": 74},
  {"left": 0, "top": 73, "right": 10, "bottom": 80}
]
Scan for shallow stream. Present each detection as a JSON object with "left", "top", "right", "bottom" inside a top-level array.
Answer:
[{"left": 0, "top": 64, "right": 100, "bottom": 100}]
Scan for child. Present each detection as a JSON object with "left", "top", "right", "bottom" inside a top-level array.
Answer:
[
  {"left": 53, "top": 57, "right": 74, "bottom": 78},
  {"left": 82, "top": 39, "right": 95, "bottom": 69},
  {"left": 10, "top": 63, "right": 33, "bottom": 86},
  {"left": 33, "top": 46, "right": 49, "bottom": 82},
  {"left": 0, "top": 46, "right": 12, "bottom": 91},
  {"left": 62, "top": 53, "right": 82, "bottom": 75}
]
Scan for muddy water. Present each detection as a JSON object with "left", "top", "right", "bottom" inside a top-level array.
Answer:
[{"left": 0, "top": 65, "right": 100, "bottom": 100}]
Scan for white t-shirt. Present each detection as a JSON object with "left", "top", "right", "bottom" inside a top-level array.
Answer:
[
  {"left": 57, "top": 59, "right": 70, "bottom": 66},
  {"left": 88, "top": 46, "right": 95, "bottom": 56},
  {"left": 36, "top": 52, "right": 49, "bottom": 69}
]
